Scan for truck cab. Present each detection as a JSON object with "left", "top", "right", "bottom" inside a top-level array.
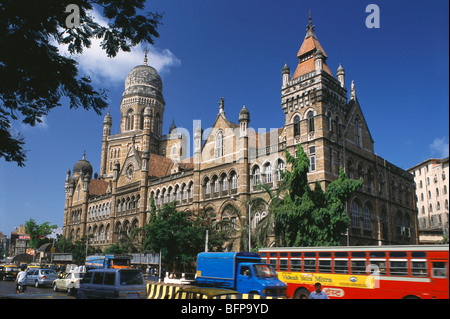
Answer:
[
  {"left": 236, "top": 262, "right": 286, "bottom": 296},
  {"left": 196, "top": 252, "right": 286, "bottom": 298}
]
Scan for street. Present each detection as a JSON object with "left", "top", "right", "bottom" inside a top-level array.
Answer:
[{"left": 0, "top": 279, "right": 68, "bottom": 298}]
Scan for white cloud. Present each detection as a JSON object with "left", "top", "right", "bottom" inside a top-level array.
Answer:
[
  {"left": 429, "top": 137, "right": 449, "bottom": 158},
  {"left": 20, "top": 116, "right": 48, "bottom": 131},
  {"left": 56, "top": 9, "right": 181, "bottom": 87}
]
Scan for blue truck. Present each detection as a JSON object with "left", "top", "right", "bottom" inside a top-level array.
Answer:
[
  {"left": 195, "top": 252, "right": 286, "bottom": 297},
  {"left": 85, "top": 254, "right": 131, "bottom": 270}
]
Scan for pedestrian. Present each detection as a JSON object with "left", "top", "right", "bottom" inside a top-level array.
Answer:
[
  {"left": 309, "top": 283, "right": 329, "bottom": 299},
  {"left": 15, "top": 266, "right": 28, "bottom": 293}
]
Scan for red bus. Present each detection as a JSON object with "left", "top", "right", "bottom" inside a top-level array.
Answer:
[{"left": 259, "top": 245, "right": 448, "bottom": 299}]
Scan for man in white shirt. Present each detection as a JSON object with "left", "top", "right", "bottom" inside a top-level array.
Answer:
[
  {"left": 15, "top": 266, "right": 28, "bottom": 293},
  {"left": 309, "top": 283, "right": 329, "bottom": 299}
]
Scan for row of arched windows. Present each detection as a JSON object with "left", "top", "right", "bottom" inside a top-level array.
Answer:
[
  {"left": 203, "top": 171, "right": 238, "bottom": 198},
  {"left": 150, "top": 181, "right": 194, "bottom": 207},
  {"left": 88, "top": 202, "right": 111, "bottom": 220},
  {"left": 124, "top": 108, "right": 161, "bottom": 134},
  {"left": 251, "top": 159, "right": 285, "bottom": 186},
  {"left": 292, "top": 111, "right": 315, "bottom": 137},
  {"left": 116, "top": 194, "right": 141, "bottom": 213}
]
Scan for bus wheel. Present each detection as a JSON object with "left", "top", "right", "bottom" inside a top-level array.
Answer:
[
  {"left": 403, "top": 295, "right": 420, "bottom": 299},
  {"left": 294, "top": 288, "right": 310, "bottom": 299}
]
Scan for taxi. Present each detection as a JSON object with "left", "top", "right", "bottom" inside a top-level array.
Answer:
[{"left": 1, "top": 265, "right": 19, "bottom": 281}]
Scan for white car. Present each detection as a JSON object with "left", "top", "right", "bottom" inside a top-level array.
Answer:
[{"left": 53, "top": 271, "right": 85, "bottom": 293}]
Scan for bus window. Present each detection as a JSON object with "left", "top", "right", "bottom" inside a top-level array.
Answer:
[
  {"left": 432, "top": 262, "right": 448, "bottom": 278},
  {"left": 318, "top": 259, "right": 332, "bottom": 273},
  {"left": 303, "top": 259, "right": 316, "bottom": 273},
  {"left": 389, "top": 251, "right": 407, "bottom": 258},
  {"left": 369, "top": 260, "right": 387, "bottom": 275},
  {"left": 390, "top": 260, "right": 408, "bottom": 276},
  {"left": 411, "top": 251, "right": 426, "bottom": 258},
  {"left": 279, "top": 259, "right": 288, "bottom": 271},
  {"left": 351, "top": 260, "right": 366, "bottom": 274},
  {"left": 411, "top": 261, "right": 427, "bottom": 277},
  {"left": 334, "top": 260, "right": 348, "bottom": 274},
  {"left": 290, "top": 259, "right": 302, "bottom": 271},
  {"left": 269, "top": 258, "right": 277, "bottom": 269}
]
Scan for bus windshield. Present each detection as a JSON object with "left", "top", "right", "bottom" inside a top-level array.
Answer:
[
  {"left": 111, "top": 258, "right": 130, "bottom": 267},
  {"left": 253, "top": 264, "right": 277, "bottom": 279}
]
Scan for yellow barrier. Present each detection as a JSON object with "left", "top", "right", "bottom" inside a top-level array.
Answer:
[
  {"left": 147, "top": 283, "right": 283, "bottom": 299},
  {"left": 147, "top": 283, "right": 180, "bottom": 299}
]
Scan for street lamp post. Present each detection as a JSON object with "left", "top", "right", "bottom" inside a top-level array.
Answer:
[{"left": 231, "top": 196, "right": 251, "bottom": 252}]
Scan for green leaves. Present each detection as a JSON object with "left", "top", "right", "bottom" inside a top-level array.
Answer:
[
  {"left": 24, "top": 218, "right": 58, "bottom": 249},
  {"left": 143, "top": 203, "right": 227, "bottom": 272},
  {"left": 0, "top": 0, "right": 162, "bottom": 166},
  {"left": 272, "top": 145, "right": 362, "bottom": 247}
]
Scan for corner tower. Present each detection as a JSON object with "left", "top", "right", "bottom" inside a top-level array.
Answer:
[{"left": 281, "top": 13, "right": 347, "bottom": 143}]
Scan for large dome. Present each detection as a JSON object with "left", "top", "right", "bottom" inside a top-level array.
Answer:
[
  {"left": 73, "top": 154, "right": 93, "bottom": 177},
  {"left": 122, "top": 64, "right": 163, "bottom": 100}
]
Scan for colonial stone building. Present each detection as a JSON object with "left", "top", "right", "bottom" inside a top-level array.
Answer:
[{"left": 63, "top": 16, "right": 418, "bottom": 249}]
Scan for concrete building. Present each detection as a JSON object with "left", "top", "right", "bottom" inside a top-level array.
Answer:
[{"left": 408, "top": 157, "right": 449, "bottom": 243}]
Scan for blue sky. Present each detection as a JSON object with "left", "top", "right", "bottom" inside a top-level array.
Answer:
[{"left": 0, "top": 0, "right": 448, "bottom": 235}]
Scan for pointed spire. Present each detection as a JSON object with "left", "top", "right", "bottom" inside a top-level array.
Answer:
[
  {"left": 83, "top": 150, "right": 86, "bottom": 160},
  {"left": 305, "top": 10, "right": 316, "bottom": 39},
  {"left": 351, "top": 80, "right": 356, "bottom": 99},
  {"left": 218, "top": 97, "right": 225, "bottom": 114}
]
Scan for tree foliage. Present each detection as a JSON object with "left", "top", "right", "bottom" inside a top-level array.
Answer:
[
  {"left": 143, "top": 202, "right": 228, "bottom": 272},
  {"left": 256, "top": 145, "right": 362, "bottom": 247},
  {"left": 24, "top": 218, "right": 57, "bottom": 249},
  {"left": 0, "top": 0, "right": 162, "bottom": 166},
  {"left": 56, "top": 234, "right": 101, "bottom": 264}
]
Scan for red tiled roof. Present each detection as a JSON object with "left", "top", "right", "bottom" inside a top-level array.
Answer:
[
  {"left": 147, "top": 153, "right": 175, "bottom": 178},
  {"left": 89, "top": 179, "right": 109, "bottom": 196},
  {"left": 291, "top": 27, "right": 333, "bottom": 80}
]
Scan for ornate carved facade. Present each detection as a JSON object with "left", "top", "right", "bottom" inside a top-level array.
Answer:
[{"left": 63, "top": 16, "right": 418, "bottom": 249}]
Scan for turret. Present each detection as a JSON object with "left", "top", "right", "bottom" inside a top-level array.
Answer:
[
  {"left": 238, "top": 105, "right": 250, "bottom": 137},
  {"left": 314, "top": 49, "right": 325, "bottom": 73},
  {"left": 282, "top": 63, "right": 290, "bottom": 87},
  {"left": 336, "top": 64, "right": 345, "bottom": 88}
]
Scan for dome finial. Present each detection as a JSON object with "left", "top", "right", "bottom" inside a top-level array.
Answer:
[
  {"left": 143, "top": 46, "right": 149, "bottom": 66},
  {"left": 83, "top": 149, "right": 86, "bottom": 160}
]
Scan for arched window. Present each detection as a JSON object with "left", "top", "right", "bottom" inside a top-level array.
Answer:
[
  {"left": 125, "top": 109, "right": 134, "bottom": 131},
  {"left": 264, "top": 162, "right": 272, "bottom": 184},
  {"left": 215, "top": 131, "right": 224, "bottom": 158},
  {"left": 230, "top": 172, "right": 238, "bottom": 190},
  {"left": 354, "top": 117, "right": 362, "bottom": 147},
  {"left": 326, "top": 111, "right": 333, "bottom": 132},
  {"left": 252, "top": 166, "right": 261, "bottom": 186},
  {"left": 293, "top": 115, "right": 301, "bottom": 137},
  {"left": 276, "top": 159, "right": 285, "bottom": 181},
  {"left": 351, "top": 201, "right": 360, "bottom": 229},
  {"left": 363, "top": 204, "right": 372, "bottom": 231},
  {"left": 307, "top": 111, "right": 314, "bottom": 132}
]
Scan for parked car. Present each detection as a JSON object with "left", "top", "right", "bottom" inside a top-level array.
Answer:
[
  {"left": 172, "top": 287, "right": 242, "bottom": 299},
  {"left": 76, "top": 268, "right": 147, "bottom": 299},
  {"left": 53, "top": 270, "right": 86, "bottom": 293},
  {"left": 1, "top": 265, "right": 19, "bottom": 281},
  {"left": 27, "top": 268, "right": 58, "bottom": 287}
]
